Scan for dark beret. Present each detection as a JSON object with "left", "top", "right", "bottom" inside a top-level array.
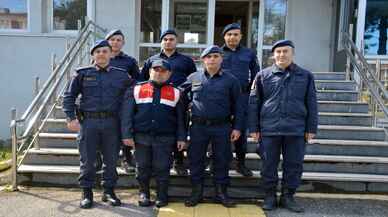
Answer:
[
  {"left": 90, "top": 40, "right": 111, "bottom": 55},
  {"left": 105, "top": 29, "right": 124, "bottom": 40},
  {"left": 160, "top": 29, "right": 177, "bottom": 40},
  {"left": 272, "top": 39, "right": 295, "bottom": 52},
  {"left": 222, "top": 23, "right": 241, "bottom": 36},
  {"left": 200, "top": 45, "right": 223, "bottom": 58}
]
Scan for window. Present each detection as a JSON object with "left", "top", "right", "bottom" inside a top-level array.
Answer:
[
  {"left": 53, "top": 0, "right": 86, "bottom": 31},
  {"left": 140, "top": 0, "right": 162, "bottom": 43},
  {"left": 364, "top": 0, "right": 388, "bottom": 55},
  {"left": 0, "top": 0, "right": 28, "bottom": 30},
  {"left": 169, "top": 0, "right": 208, "bottom": 44}
]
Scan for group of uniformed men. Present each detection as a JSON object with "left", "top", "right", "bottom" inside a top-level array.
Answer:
[{"left": 63, "top": 22, "right": 318, "bottom": 213}]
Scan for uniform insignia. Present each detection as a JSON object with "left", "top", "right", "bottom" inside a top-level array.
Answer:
[
  {"left": 160, "top": 86, "right": 180, "bottom": 107},
  {"left": 134, "top": 82, "right": 154, "bottom": 104},
  {"left": 84, "top": 76, "right": 97, "bottom": 81}
]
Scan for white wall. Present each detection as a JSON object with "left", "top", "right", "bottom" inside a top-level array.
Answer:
[
  {"left": 286, "top": 0, "right": 336, "bottom": 72},
  {"left": 0, "top": 35, "right": 70, "bottom": 139}
]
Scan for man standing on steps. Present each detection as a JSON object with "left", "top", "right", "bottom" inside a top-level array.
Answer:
[
  {"left": 105, "top": 29, "right": 140, "bottom": 174},
  {"left": 140, "top": 29, "right": 197, "bottom": 176},
  {"left": 221, "top": 23, "right": 260, "bottom": 177},
  {"left": 121, "top": 59, "right": 187, "bottom": 208},
  {"left": 248, "top": 40, "right": 318, "bottom": 213},
  {"left": 63, "top": 40, "right": 131, "bottom": 209},
  {"left": 181, "top": 45, "right": 244, "bottom": 208}
]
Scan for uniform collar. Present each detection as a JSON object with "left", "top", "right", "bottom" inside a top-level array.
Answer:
[
  {"left": 271, "top": 63, "right": 297, "bottom": 74},
  {"left": 95, "top": 64, "right": 111, "bottom": 72},
  {"left": 222, "top": 43, "right": 241, "bottom": 52},
  {"left": 160, "top": 50, "right": 179, "bottom": 58},
  {"left": 204, "top": 68, "right": 223, "bottom": 78}
]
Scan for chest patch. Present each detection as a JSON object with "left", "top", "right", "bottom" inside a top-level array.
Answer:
[
  {"left": 134, "top": 83, "right": 154, "bottom": 104},
  {"left": 160, "top": 86, "right": 180, "bottom": 107}
]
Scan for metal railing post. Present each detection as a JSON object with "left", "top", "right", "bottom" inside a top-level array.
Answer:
[
  {"left": 77, "top": 20, "right": 83, "bottom": 66},
  {"left": 10, "top": 108, "right": 18, "bottom": 191},
  {"left": 34, "top": 76, "right": 40, "bottom": 97}
]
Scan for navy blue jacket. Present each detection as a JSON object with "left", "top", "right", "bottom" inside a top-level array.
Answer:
[
  {"left": 221, "top": 44, "right": 260, "bottom": 92},
  {"left": 140, "top": 51, "right": 197, "bottom": 86},
  {"left": 248, "top": 63, "right": 318, "bottom": 136},
  {"left": 180, "top": 69, "right": 244, "bottom": 131},
  {"left": 120, "top": 81, "right": 186, "bottom": 141},
  {"left": 110, "top": 52, "right": 140, "bottom": 80},
  {"left": 63, "top": 65, "right": 131, "bottom": 120}
]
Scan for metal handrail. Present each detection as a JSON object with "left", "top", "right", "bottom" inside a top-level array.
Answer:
[
  {"left": 342, "top": 32, "right": 388, "bottom": 123},
  {"left": 10, "top": 20, "right": 107, "bottom": 190}
]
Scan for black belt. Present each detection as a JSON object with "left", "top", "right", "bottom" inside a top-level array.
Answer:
[
  {"left": 191, "top": 116, "right": 230, "bottom": 126},
  {"left": 82, "top": 111, "right": 116, "bottom": 119}
]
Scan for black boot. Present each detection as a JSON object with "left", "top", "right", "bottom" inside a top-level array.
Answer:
[
  {"left": 173, "top": 161, "right": 188, "bottom": 176},
  {"left": 214, "top": 184, "right": 235, "bottom": 208},
  {"left": 80, "top": 188, "right": 93, "bottom": 209},
  {"left": 138, "top": 181, "right": 152, "bottom": 207},
  {"left": 184, "top": 183, "right": 203, "bottom": 207},
  {"left": 102, "top": 188, "right": 121, "bottom": 206},
  {"left": 279, "top": 188, "right": 304, "bottom": 213},
  {"left": 155, "top": 182, "right": 169, "bottom": 208},
  {"left": 236, "top": 160, "right": 253, "bottom": 177},
  {"left": 262, "top": 189, "right": 277, "bottom": 211}
]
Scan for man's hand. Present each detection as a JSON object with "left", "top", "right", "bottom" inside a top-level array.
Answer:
[
  {"left": 177, "top": 141, "right": 187, "bottom": 151},
  {"left": 230, "top": 130, "right": 241, "bottom": 142},
  {"left": 250, "top": 132, "right": 261, "bottom": 143},
  {"left": 67, "top": 119, "right": 80, "bottom": 132},
  {"left": 122, "top": 138, "right": 135, "bottom": 148},
  {"left": 305, "top": 133, "right": 315, "bottom": 143}
]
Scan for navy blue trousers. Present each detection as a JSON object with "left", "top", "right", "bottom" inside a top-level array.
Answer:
[
  {"left": 78, "top": 118, "right": 120, "bottom": 188},
  {"left": 134, "top": 133, "right": 175, "bottom": 185},
  {"left": 260, "top": 136, "right": 306, "bottom": 191},
  {"left": 189, "top": 123, "right": 232, "bottom": 185}
]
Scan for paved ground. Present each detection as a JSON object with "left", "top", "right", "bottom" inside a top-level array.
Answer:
[{"left": 0, "top": 187, "right": 388, "bottom": 217}]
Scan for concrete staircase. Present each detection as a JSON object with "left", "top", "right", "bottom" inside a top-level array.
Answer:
[{"left": 17, "top": 72, "right": 388, "bottom": 199}]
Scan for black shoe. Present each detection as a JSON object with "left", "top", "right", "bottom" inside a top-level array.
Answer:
[
  {"left": 214, "top": 184, "right": 235, "bottom": 208},
  {"left": 122, "top": 160, "right": 135, "bottom": 174},
  {"left": 173, "top": 162, "right": 188, "bottom": 176},
  {"left": 262, "top": 192, "right": 277, "bottom": 211},
  {"left": 80, "top": 188, "right": 93, "bottom": 209},
  {"left": 138, "top": 182, "right": 152, "bottom": 207},
  {"left": 279, "top": 189, "right": 304, "bottom": 213},
  {"left": 102, "top": 188, "right": 121, "bottom": 206},
  {"left": 236, "top": 163, "right": 253, "bottom": 177},
  {"left": 185, "top": 184, "right": 203, "bottom": 207},
  {"left": 155, "top": 182, "right": 169, "bottom": 208}
]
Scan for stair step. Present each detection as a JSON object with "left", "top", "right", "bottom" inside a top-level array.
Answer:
[
  {"left": 318, "top": 112, "right": 372, "bottom": 126},
  {"left": 315, "top": 80, "right": 357, "bottom": 91},
  {"left": 17, "top": 164, "right": 388, "bottom": 194},
  {"left": 316, "top": 125, "right": 386, "bottom": 141},
  {"left": 313, "top": 72, "right": 346, "bottom": 81},
  {"left": 318, "top": 101, "right": 369, "bottom": 113},
  {"left": 317, "top": 90, "right": 358, "bottom": 101}
]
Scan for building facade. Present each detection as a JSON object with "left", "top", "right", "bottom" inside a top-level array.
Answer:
[{"left": 0, "top": 0, "right": 387, "bottom": 138}]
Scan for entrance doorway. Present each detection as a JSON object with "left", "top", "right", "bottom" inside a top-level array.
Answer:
[{"left": 214, "top": 0, "right": 259, "bottom": 49}]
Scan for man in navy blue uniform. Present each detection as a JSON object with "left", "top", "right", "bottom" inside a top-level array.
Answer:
[
  {"left": 63, "top": 40, "right": 131, "bottom": 209},
  {"left": 221, "top": 23, "right": 260, "bottom": 177},
  {"left": 248, "top": 40, "right": 318, "bottom": 212},
  {"left": 121, "top": 59, "right": 186, "bottom": 208},
  {"left": 105, "top": 29, "right": 140, "bottom": 173},
  {"left": 181, "top": 45, "right": 243, "bottom": 208},
  {"left": 140, "top": 29, "right": 196, "bottom": 176}
]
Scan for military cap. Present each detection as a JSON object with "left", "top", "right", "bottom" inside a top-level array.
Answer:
[
  {"left": 105, "top": 29, "right": 124, "bottom": 40},
  {"left": 200, "top": 45, "right": 223, "bottom": 58},
  {"left": 90, "top": 40, "right": 111, "bottom": 55},
  {"left": 222, "top": 23, "right": 241, "bottom": 36},
  {"left": 151, "top": 59, "right": 171, "bottom": 71},
  {"left": 271, "top": 39, "right": 295, "bottom": 52},
  {"left": 160, "top": 29, "right": 177, "bottom": 40}
]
